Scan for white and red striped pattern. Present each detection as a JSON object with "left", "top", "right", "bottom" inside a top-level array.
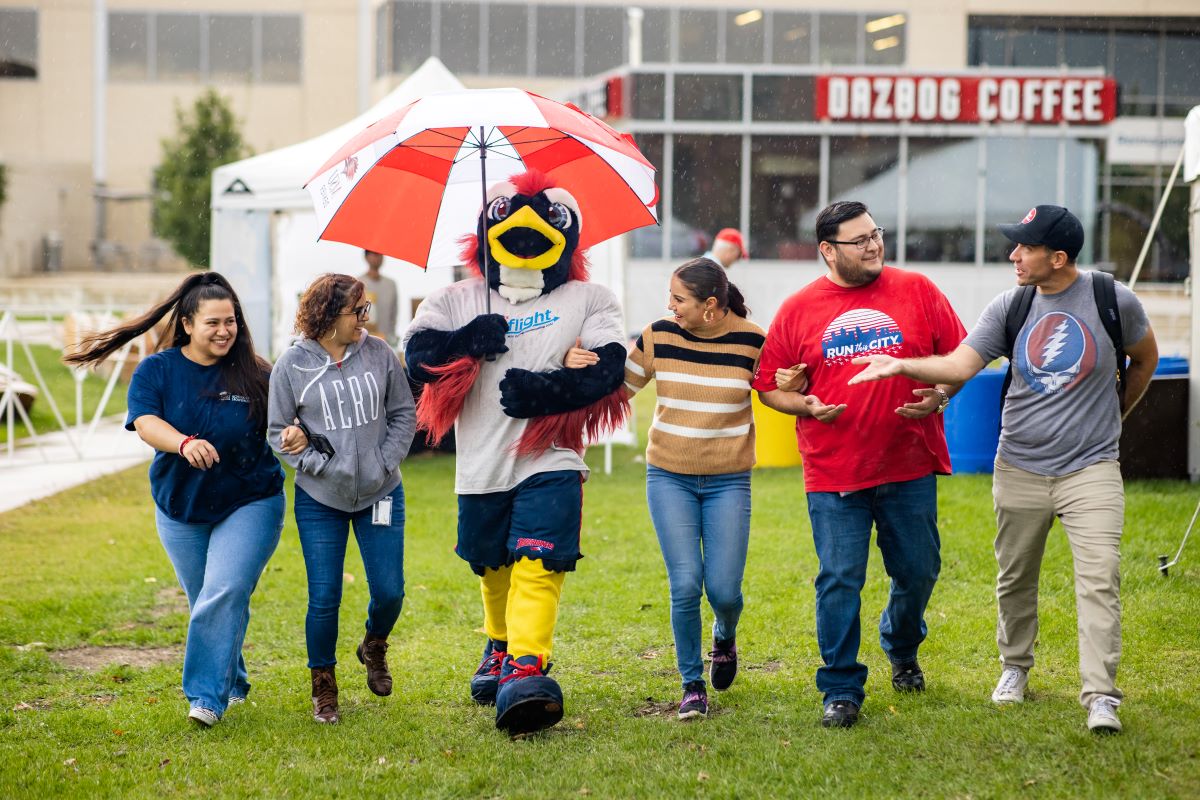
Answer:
[{"left": 305, "top": 88, "right": 659, "bottom": 270}]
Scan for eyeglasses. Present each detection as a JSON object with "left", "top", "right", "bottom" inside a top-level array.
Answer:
[
  {"left": 340, "top": 301, "right": 372, "bottom": 321},
  {"left": 826, "top": 227, "right": 885, "bottom": 251}
]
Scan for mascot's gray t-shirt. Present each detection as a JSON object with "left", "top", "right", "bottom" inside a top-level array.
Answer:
[
  {"left": 964, "top": 270, "right": 1149, "bottom": 477},
  {"left": 406, "top": 277, "right": 624, "bottom": 494}
]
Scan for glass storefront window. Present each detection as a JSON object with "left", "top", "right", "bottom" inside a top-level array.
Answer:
[
  {"left": 818, "top": 13, "right": 858, "bottom": 65},
  {"left": 1164, "top": 31, "right": 1200, "bottom": 101},
  {"left": 1063, "top": 29, "right": 1108, "bottom": 69},
  {"left": 631, "top": 73, "right": 666, "bottom": 120},
  {"left": 1011, "top": 28, "right": 1059, "bottom": 67},
  {"left": 771, "top": 11, "right": 812, "bottom": 65},
  {"left": 1063, "top": 138, "right": 1100, "bottom": 265},
  {"left": 487, "top": 3, "right": 528, "bottom": 75},
  {"left": 865, "top": 14, "right": 906, "bottom": 66},
  {"left": 982, "top": 136, "right": 1059, "bottom": 264},
  {"left": 536, "top": 5, "right": 577, "bottom": 77},
  {"left": 261, "top": 15, "right": 302, "bottom": 83},
  {"left": 0, "top": 8, "right": 36, "bottom": 78},
  {"left": 392, "top": 1, "right": 432, "bottom": 75},
  {"left": 156, "top": 14, "right": 201, "bottom": 81},
  {"left": 375, "top": 4, "right": 389, "bottom": 77},
  {"left": 109, "top": 12, "right": 148, "bottom": 81},
  {"left": 671, "top": 135, "right": 742, "bottom": 258},
  {"left": 1108, "top": 166, "right": 1189, "bottom": 282},
  {"left": 968, "top": 23, "right": 1008, "bottom": 66},
  {"left": 905, "top": 138, "right": 978, "bottom": 264},
  {"left": 751, "top": 75, "right": 813, "bottom": 122},
  {"left": 641, "top": 8, "right": 670, "bottom": 63},
  {"left": 726, "top": 9, "right": 765, "bottom": 65},
  {"left": 750, "top": 136, "right": 820, "bottom": 260},
  {"left": 440, "top": 3, "right": 481, "bottom": 75},
  {"left": 674, "top": 74, "right": 742, "bottom": 121},
  {"left": 678, "top": 9, "right": 719, "bottom": 63},
  {"left": 629, "top": 134, "right": 665, "bottom": 258},
  {"left": 209, "top": 15, "right": 253, "bottom": 83},
  {"left": 583, "top": 7, "right": 624, "bottom": 76},
  {"left": 1113, "top": 30, "right": 1160, "bottom": 114},
  {"left": 829, "top": 136, "right": 900, "bottom": 261}
]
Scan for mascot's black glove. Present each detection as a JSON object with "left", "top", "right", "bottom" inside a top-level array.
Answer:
[
  {"left": 406, "top": 314, "right": 509, "bottom": 384},
  {"left": 500, "top": 342, "right": 625, "bottom": 418}
]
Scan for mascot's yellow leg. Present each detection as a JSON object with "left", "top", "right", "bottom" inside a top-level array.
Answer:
[
  {"left": 480, "top": 565, "right": 513, "bottom": 643},
  {"left": 506, "top": 558, "right": 566, "bottom": 660}
]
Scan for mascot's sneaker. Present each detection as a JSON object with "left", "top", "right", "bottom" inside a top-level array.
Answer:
[
  {"left": 494, "top": 655, "right": 564, "bottom": 734},
  {"left": 470, "top": 640, "right": 508, "bottom": 706}
]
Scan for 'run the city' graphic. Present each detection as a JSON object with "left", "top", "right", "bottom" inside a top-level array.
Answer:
[{"left": 821, "top": 308, "right": 905, "bottom": 366}]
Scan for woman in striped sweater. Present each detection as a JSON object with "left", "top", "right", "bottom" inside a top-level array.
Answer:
[{"left": 615, "top": 258, "right": 765, "bottom": 719}]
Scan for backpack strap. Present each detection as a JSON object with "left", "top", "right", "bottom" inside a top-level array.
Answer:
[
  {"left": 1091, "top": 270, "right": 1126, "bottom": 406},
  {"left": 1000, "top": 285, "right": 1036, "bottom": 421}
]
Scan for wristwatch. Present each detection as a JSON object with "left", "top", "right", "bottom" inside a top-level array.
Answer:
[{"left": 934, "top": 387, "right": 950, "bottom": 414}]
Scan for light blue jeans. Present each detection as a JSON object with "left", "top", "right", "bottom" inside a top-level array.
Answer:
[
  {"left": 646, "top": 466, "right": 752, "bottom": 687},
  {"left": 155, "top": 492, "right": 285, "bottom": 717}
]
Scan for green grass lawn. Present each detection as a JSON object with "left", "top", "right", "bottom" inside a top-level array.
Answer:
[
  {"left": 1, "top": 344, "right": 128, "bottom": 444},
  {"left": 1, "top": 391, "right": 1199, "bottom": 798}
]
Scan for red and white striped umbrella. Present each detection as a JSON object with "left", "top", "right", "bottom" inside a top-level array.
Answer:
[{"left": 305, "top": 88, "right": 659, "bottom": 270}]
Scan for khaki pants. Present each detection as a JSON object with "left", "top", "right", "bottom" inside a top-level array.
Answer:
[{"left": 992, "top": 457, "right": 1124, "bottom": 708}]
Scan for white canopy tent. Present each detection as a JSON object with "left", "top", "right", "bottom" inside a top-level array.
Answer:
[
  {"left": 1183, "top": 106, "right": 1200, "bottom": 480},
  {"left": 209, "top": 58, "right": 466, "bottom": 356}
]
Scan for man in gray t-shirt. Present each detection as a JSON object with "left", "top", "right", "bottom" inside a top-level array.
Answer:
[
  {"left": 360, "top": 250, "right": 399, "bottom": 346},
  {"left": 847, "top": 205, "right": 1158, "bottom": 735}
]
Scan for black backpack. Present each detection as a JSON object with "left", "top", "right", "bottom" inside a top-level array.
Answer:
[{"left": 1000, "top": 271, "right": 1125, "bottom": 418}]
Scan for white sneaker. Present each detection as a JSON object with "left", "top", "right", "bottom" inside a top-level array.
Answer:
[
  {"left": 187, "top": 706, "right": 220, "bottom": 727},
  {"left": 1087, "top": 697, "right": 1122, "bottom": 733},
  {"left": 991, "top": 666, "right": 1028, "bottom": 703}
]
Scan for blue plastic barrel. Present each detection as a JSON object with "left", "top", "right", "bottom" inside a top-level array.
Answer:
[
  {"left": 943, "top": 367, "right": 1006, "bottom": 474},
  {"left": 1155, "top": 356, "right": 1188, "bottom": 376}
]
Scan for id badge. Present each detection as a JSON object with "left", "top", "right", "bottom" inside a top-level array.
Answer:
[{"left": 372, "top": 496, "right": 393, "bottom": 527}]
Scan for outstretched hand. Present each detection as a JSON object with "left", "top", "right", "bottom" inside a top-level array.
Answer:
[
  {"left": 563, "top": 337, "right": 599, "bottom": 369},
  {"left": 849, "top": 354, "right": 904, "bottom": 385},
  {"left": 896, "top": 388, "right": 942, "bottom": 419},
  {"left": 803, "top": 394, "right": 847, "bottom": 424}
]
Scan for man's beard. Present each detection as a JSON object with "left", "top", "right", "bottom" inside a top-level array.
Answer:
[{"left": 833, "top": 251, "right": 883, "bottom": 287}]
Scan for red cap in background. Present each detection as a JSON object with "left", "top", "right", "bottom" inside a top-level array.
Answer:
[{"left": 714, "top": 228, "right": 748, "bottom": 258}]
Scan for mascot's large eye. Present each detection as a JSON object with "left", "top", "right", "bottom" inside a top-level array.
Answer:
[
  {"left": 547, "top": 202, "right": 572, "bottom": 230},
  {"left": 488, "top": 197, "right": 511, "bottom": 222}
]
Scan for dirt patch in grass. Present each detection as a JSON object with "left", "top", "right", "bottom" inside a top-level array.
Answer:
[
  {"left": 151, "top": 586, "right": 188, "bottom": 618},
  {"left": 50, "top": 646, "right": 180, "bottom": 671},
  {"left": 634, "top": 697, "right": 678, "bottom": 717}
]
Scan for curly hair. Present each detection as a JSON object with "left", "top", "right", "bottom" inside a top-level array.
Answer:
[{"left": 295, "top": 274, "right": 365, "bottom": 340}]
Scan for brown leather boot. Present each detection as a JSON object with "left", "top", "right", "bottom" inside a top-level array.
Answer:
[
  {"left": 310, "top": 667, "right": 339, "bottom": 723},
  {"left": 356, "top": 632, "right": 393, "bottom": 696}
]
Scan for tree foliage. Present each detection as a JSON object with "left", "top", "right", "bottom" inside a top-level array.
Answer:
[{"left": 153, "top": 90, "right": 249, "bottom": 268}]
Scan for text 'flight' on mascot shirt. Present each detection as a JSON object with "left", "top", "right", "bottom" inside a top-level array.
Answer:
[
  {"left": 752, "top": 266, "right": 967, "bottom": 493},
  {"left": 406, "top": 276, "right": 624, "bottom": 495}
]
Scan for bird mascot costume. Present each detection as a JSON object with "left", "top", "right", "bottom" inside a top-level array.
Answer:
[{"left": 403, "top": 169, "right": 628, "bottom": 734}]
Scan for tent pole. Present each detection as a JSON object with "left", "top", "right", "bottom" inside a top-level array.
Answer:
[{"left": 479, "top": 125, "right": 492, "bottom": 316}]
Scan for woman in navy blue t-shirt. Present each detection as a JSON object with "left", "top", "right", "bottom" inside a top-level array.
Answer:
[{"left": 66, "top": 272, "right": 304, "bottom": 728}]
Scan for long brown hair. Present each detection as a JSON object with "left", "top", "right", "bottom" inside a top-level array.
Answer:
[{"left": 65, "top": 272, "right": 270, "bottom": 424}]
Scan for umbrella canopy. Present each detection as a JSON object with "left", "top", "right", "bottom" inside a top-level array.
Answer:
[{"left": 305, "top": 87, "right": 660, "bottom": 271}]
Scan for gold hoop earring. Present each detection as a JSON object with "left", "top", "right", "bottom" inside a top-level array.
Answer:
[{"left": 703, "top": 309, "right": 714, "bottom": 323}]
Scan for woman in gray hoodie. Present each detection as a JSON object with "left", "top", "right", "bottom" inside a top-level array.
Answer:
[{"left": 268, "top": 273, "right": 416, "bottom": 724}]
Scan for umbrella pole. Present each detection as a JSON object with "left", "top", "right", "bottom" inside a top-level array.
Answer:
[{"left": 478, "top": 125, "right": 491, "bottom": 316}]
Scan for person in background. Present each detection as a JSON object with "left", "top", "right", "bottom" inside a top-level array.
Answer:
[
  {"left": 268, "top": 273, "right": 416, "bottom": 724},
  {"left": 600, "top": 257, "right": 764, "bottom": 720},
  {"left": 702, "top": 228, "right": 748, "bottom": 270},
  {"left": 360, "top": 249, "right": 399, "bottom": 346},
  {"left": 849, "top": 205, "right": 1158, "bottom": 734},
  {"left": 65, "top": 272, "right": 300, "bottom": 728}
]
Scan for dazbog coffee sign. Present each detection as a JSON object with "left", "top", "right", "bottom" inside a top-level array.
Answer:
[{"left": 816, "top": 74, "right": 1117, "bottom": 125}]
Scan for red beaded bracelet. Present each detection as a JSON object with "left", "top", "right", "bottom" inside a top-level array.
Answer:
[{"left": 178, "top": 434, "right": 198, "bottom": 456}]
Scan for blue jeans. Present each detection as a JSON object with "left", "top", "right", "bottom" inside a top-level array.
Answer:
[
  {"left": 155, "top": 492, "right": 284, "bottom": 717},
  {"left": 646, "top": 466, "right": 752, "bottom": 687},
  {"left": 294, "top": 484, "right": 406, "bottom": 668},
  {"left": 806, "top": 474, "right": 941, "bottom": 706}
]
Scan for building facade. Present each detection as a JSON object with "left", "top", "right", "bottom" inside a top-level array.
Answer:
[{"left": 1, "top": 1, "right": 1196, "bottom": 316}]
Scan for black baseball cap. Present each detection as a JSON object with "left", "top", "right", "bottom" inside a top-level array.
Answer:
[{"left": 998, "top": 205, "right": 1084, "bottom": 261}]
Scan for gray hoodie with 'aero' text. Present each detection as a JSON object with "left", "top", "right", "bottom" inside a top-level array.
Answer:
[{"left": 268, "top": 332, "right": 415, "bottom": 513}]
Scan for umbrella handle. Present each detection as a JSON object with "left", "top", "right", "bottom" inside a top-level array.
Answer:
[{"left": 478, "top": 124, "right": 498, "bottom": 363}]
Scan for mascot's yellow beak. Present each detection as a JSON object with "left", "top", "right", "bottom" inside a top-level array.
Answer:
[{"left": 487, "top": 205, "right": 567, "bottom": 271}]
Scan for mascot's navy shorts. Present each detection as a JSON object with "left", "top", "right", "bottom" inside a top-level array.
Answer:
[{"left": 457, "top": 470, "right": 584, "bottom": 575}]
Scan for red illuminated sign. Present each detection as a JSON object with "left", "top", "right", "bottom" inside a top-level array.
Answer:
[{"left": 815, "top": 74, "right": 1117, "bottom": 125}]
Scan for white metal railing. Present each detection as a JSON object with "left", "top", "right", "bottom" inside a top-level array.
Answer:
[{"left": 0, "top": 306, "right": 153, "bottom": 465}]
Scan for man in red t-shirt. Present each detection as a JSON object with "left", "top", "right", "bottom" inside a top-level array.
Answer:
[{"left": 754, "top": 200, "right": 966, "bottom": 729}]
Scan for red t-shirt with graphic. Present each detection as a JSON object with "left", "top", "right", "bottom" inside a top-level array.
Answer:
[{"left": 752, "top": 266, "right": 967, "bottom": 493}]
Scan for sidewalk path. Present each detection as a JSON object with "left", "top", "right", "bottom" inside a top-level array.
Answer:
[{"left": 0, "top": 416, "right": 152, "bottom": 515}]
